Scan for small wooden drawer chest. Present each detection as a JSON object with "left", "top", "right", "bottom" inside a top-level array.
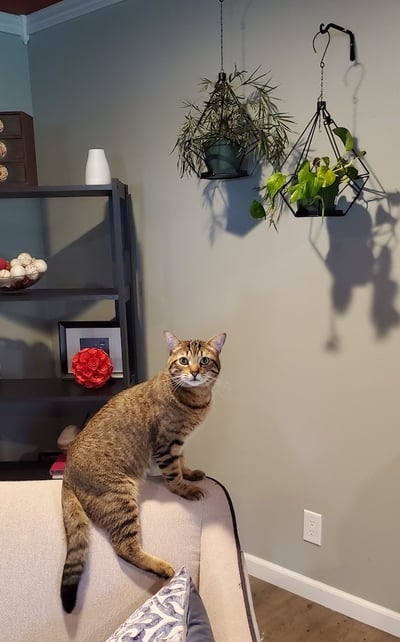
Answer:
[{"left": 0, "top": 111, "right": 38, "bottom": 187}]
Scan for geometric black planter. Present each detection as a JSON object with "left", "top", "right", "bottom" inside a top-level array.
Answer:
[
  {"left": 277, "top": 101, "right": 370, "bottom": 218},
  {"left": 294, "top": 204, "right": 345, "bottom": 218}
]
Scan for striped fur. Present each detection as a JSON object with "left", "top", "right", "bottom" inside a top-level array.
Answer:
[{"left": 60, "top": 330, "right": 226, "bottom": 613}]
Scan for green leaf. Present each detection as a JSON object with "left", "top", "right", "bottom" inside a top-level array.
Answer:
[
  {"left": 333, "top": 127, "right": 354, "bottom": 152},
  {"left": 297, "top": 160, "right": 312, "bottom": 183},
  {"left": 346, "top": 166, "right": 359, "bottom": 181},
  {"left": 266, "top": 172, "right": 287, "bottom": 201},
  {"left": 250, "top": 200, "right": 267, "bottom": 219},
  {"left": 288, "top": 185, "right": 305, "bottom": 203},
  {"left": 308, "top": 175, "right": 324, "bottom": 198},
  {"left": 321, "top": 168, "right": 337, "bottom": 188}
]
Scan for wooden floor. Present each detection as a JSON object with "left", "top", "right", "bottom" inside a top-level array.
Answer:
[{"left": 249, "top": 576, "right": 399, "bottom": 641}]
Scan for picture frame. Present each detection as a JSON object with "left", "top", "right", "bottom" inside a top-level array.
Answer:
[{"left": 58, "top": 321, "right": 123, "bottom": 379}]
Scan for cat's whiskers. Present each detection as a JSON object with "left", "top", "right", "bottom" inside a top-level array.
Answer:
[
  {"left": 169, "top": 373, "right": 187, "bottom": 392},
  {"left": 157, "top": 372, "right": 181, "bottom": 387}
]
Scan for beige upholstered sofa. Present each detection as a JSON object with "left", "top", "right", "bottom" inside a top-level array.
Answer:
[{"left": 1, "top": 475, "right": 259, "bottom": 642}]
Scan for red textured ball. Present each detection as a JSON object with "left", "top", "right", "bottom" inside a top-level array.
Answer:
[
  {"left": 71, "top": 347, "right": 113, "bottom": 388},
  {"left": 0, "top": 257, "right": 7, "bottom": 270}
]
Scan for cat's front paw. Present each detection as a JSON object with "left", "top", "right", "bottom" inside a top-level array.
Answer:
[
  {"left": 168, "top": 480, "right": 204, "bottom": 501},
  {"left": 183, "top": 468, "right": 205, "bottom": 482}
]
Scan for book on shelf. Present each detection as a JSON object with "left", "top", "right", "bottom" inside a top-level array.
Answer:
[{"left": 49, "top": 453, "right": 66, "bottom": 479}]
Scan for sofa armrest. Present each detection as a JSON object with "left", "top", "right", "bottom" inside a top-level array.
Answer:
[
  {"left": 199, "top": 477, "right": 260, "bottom": 642},
  {"left": 0, "top": 476, "right": 259, "bottom": 642}
]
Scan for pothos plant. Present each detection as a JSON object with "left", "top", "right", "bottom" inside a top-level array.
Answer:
[
  {"left": 250, "top": 126, "right": 366, "bottom": 226},
  {"left": 174, "top": 67, "right": 293, "bottom": 179}
]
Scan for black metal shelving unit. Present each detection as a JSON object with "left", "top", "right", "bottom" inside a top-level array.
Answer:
[{"left": 0, "top": 178, "right": 138, "bottom": 479}]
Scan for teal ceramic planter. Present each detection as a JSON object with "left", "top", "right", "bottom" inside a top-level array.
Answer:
[{"left": 202, "top": 139, "right": 247, "bottom": 179}]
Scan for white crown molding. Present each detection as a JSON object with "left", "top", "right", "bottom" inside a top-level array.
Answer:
[
  {"left": 0, "top": 0, "right": 125, "bottom": 42},
  {"left": 0, "top": 12, "right": 21, "bottom": 37}
]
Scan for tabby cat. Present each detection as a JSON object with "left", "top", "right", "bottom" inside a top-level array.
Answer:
[{"left": 60, "top": 330, "right": 226, "bottom": 613}]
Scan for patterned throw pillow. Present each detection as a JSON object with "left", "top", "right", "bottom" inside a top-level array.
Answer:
[{"left": 106, "top": 566, "right": 214, "bottom": 642}]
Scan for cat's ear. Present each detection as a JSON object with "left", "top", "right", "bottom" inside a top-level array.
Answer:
[
  {"left": 164, "top": 331, "right": 181, "bottom": 353},
  {"left": 208, "top": 333, "right": 226, "bottom": 353}
]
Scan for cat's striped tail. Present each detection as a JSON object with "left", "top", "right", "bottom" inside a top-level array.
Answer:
[{"left": 60, "top": 481, "right": 90, "bottom": 613}]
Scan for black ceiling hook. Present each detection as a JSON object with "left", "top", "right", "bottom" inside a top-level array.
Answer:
[{"left": 317, "top": 23, "right": 356, "bottom": 62}]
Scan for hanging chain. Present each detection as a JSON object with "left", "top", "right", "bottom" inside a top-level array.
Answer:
[
  {"left": 319, "top": 60, "right": 324, "bottom": 103},
  {"left": 219, "top": 0, "right": 224, "bottom": 73},
  {"left": 312, "top": 31, "right": 330, "bottom": 130},
  {"left": 318, "top": 59, "right": 325, "bottom": 130}
]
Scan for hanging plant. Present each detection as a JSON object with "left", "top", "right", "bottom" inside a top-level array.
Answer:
[
  {"left": 174, "top": 67, "right": 293, "bottom": 179},
  {"left": 173, "top": 0, "right": 293, "bottom": 180},
  {"left": 249, "top": 25, "right": 370, "bottom": 227},
  {"left": 250, "top": 120, "right": 368, "bottom": 226}
]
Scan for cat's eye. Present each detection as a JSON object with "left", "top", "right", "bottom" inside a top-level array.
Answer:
[
  {"left": 178, "top": 357, "right": 189, "bottom": 365},
  {"left": 200, "top": 357, "right": 209, "bottom": 365}
]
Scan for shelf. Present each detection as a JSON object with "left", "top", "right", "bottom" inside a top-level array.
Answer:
[
  {"left": 0, "top": 177, "right": 138, "bottom": 473},
  {"left": 0, "top": 378, "right": 128, "bottom": 402},
  {"left": 0, "top": 179, "right": 125, "bottom": 199},
  {"left": 0, "top": 287, "right": 120, "bottom": 301},
  {"left": 0, "top": 460, "right": 53, "bottom": 481}
]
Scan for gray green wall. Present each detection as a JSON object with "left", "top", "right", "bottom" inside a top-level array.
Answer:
[
  {"left": 0, "top": 31, "right": 32, "bottom": 113},
  {"left": 3, "top": 0, "right": 400, "bottom": 616}
]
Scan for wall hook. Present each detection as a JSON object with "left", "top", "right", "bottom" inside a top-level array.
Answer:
[{"left": 314, "top": 23, "right": 356, "bottom": 62}]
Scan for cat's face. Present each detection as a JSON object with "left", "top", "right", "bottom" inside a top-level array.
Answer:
[{"left": 164, "top": 331, "right": 226, "bottom": 388}]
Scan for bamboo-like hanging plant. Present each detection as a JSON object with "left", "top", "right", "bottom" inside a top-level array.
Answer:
[{"left": 174, "top": 67, "right": 293, "bottom": 179}]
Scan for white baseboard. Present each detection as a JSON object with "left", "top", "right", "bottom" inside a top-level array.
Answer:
[{"left": 245, "top": 553, "right": 400, "bottom": 638}]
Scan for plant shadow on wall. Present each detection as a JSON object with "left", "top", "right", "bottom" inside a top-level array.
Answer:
[
  {"left": 201, "top": 164, "right": 263, "bottom": 244},
  {"left": 317, "top": 60, "right": 400, "bottom": 348},
  {"left": 309, "top": 187, "right": 400, "bottom": 351},
  {"left": 247, "top": 77, "right": 400, "bottom": 348}
]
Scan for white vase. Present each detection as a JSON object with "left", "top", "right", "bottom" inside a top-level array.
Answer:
[{"left": 84, "top": 148, "right": 111, "bottom": 185}]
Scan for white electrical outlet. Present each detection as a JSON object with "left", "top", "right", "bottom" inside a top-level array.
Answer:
[{"left": 303, "top": 509, "right": 322, "bottom": 546}]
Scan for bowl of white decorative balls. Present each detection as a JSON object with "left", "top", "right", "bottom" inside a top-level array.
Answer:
[{"left": 0, "top": 252, "right": 48, "bottom": 291}]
